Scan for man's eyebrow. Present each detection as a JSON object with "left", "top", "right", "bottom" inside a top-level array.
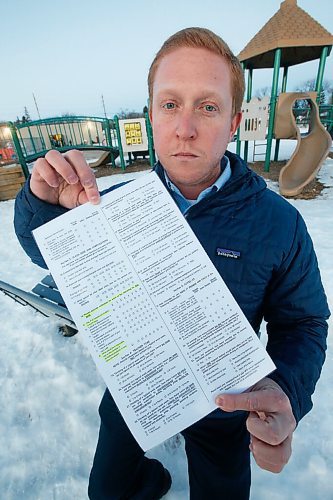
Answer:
[
  {"left": 198, "top": 94, "right": 223, "bottom": 102},
  {"left": 155, "top": 89, "right": 224, "bottom": 102},
  {"left": 154, "top": 89, "right": 180, "bottom": 98}
]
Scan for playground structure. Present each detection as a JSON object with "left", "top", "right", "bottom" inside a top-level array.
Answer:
[
  {"left": 237, "top": 0, "right": 333, "bottom": 195},
  {"left": 0, "top": 113, "right": 155, "bottom": 181},
  {"left": 1, "top": 1, "right": 333, "bottom": 199}
]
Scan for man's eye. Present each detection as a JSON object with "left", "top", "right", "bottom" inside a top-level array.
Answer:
[
  {"left": 204, "top": 104, "right": 217, "bottom": 112},
  {"left": 163, "top": 102, "right": 175, "bottom": 109}
]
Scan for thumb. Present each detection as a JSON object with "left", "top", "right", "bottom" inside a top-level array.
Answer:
[{"left": 215, "top": 389, "right": 285, "bottom": 413}]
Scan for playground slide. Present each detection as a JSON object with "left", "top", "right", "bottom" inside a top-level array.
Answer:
[
  {"left": 87, "top": 150, "right": 112, "bottom": 167},
  {"left": 274, "top": 92, "right": 332, "bottom": 197}
]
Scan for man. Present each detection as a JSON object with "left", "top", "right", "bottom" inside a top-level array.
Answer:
[{"left": 15, "top": 28, "right": 329, "bottom": 499}]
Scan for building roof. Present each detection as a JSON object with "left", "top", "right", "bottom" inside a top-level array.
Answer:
[{"left": 238, "top": 0, "right": 333, "bottom": 69}]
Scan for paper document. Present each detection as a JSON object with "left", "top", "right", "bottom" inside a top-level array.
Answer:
[{"left": 33, "top": 172, "right": 275, "bottom": 450}]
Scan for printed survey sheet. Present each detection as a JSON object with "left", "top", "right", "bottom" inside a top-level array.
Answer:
[{"left": 33, "top": 172, "right": 275, "bottom": 450}]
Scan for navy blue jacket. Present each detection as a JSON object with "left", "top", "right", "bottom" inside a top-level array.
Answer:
[{"left": 14, "top": 151, "right": 330, "bottom": 423}]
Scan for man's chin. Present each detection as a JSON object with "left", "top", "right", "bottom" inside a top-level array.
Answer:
[{"left": 164, "top": 170, "right": 199, "bottom": 185}]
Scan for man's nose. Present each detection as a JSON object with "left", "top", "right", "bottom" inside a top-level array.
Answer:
[{"left": 176, "top": 110, "right": 197, "bottom": 140}]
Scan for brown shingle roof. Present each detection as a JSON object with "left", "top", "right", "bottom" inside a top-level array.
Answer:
[{"left": 238, "top": 0, "right": 333, "bottom": 68}]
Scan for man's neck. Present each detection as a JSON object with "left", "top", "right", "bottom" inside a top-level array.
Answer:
[
  {"left": 173, "top": 181, "right": 216, "bottom": 200},
  {"left": 166, "top": 169, "right": 221, "bottom": 200}
]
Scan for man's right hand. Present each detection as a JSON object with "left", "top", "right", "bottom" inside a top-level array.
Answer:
[{"left": 30, "top": 149, "right": 100, "bottom": 208}]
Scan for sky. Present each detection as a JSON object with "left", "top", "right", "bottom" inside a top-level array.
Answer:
[
  {"left": 1, "top": 0, "right": 333, "bottom": 121},
  {"left": 1, "top": 142, "right": 333, "bottom": 498}
]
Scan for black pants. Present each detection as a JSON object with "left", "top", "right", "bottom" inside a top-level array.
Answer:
[{"left": 88, "top": 389, "right": 251, "bottom": 500}]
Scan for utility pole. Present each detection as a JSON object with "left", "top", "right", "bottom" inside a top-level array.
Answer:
[
  {"left": 101, "top": 94, "right": 107, "bottom": 119},
  {"left": 32, "top": 92, "right": 42, "bottom": 120}
]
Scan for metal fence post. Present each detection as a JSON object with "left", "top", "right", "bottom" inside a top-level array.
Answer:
[
  {"left": 145, "top": 112, "right": 155, "bottom": 167},
  {"left": 8, "top": 122, "right": 29, "bottom": 179},
  {"left": 114, "top": 115, "right": 125, "bottom": 170},
  {"left": 104, "top": 119, "right": 116, "bottom": 167},
  {"left": 274, "top": 66, "right": 288, "bottom": 162},
  {"left": 264, "top": 48, "right": 281, "bottom": 172}
]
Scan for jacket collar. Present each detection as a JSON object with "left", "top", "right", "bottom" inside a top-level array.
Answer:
[{"left": 153, "top": 150, "right": 267, "bottom": 205}]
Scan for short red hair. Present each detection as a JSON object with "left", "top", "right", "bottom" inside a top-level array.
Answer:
[{"left": 148, "top": 27, "right": 245, "bottom": 116}]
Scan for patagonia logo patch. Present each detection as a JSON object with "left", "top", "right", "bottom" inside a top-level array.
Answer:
[{"left": 216, "top": 248, "right": 241, "bottom": 259}]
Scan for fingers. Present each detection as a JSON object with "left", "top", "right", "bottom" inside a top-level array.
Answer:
[
  {"left": 45, "top": 149, "right": 80, "bottom": 185},
  {"left": 30, "top": 157, "right": 61, "bottom": 204},
  {"left": 63, "top": 150, "right": 100, "bottom": 204},
  {"left": 215, "top": 384, "right": 291, "bottom": 414},
  {"left": 215, "top": 378, "right": 296, "bottom": 474},
  {"left": 33, "top": 158, "right": 62, "bottom": 188},
  {"left": 250, "top": 434, "right": 293, "bottom": 473},
  {"left": 246, "top": 410, "right": 295, "bottom": 445},
  {"left": 32, "top": 149, "right": 100, "bottom": 205}
]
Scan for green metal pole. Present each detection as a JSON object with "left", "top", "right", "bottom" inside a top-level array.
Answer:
[
  {"left": 104, "top": 119, "right": 116, "bottom": 167},
  {"left": 36, "top": 123, "right": 46, "bottom": 151},
  {"left": 54, "top": 123, "right": 60, "bottom": 140},
  {"left": 114, "top": 115, "right": 125, "bottom": 170},
  {"left": 58, "top": 123, "right": 65, "bottom": 146},
  {"left": 145, "top": 112, "right": 156, "bottom": 167},
  {"left": 59, "top": 122, "right": 68, "bottom": 147},
  {"left": 235, "top": 127, "right": 241, "bottom": 156},
  {"left": 44, "top": 122, "right": 53, "bottom": 148},
  {"left": 62, "top": 123, "right": 70, "bottom": 147},
  {"left": 265, "top": 48, "right": 281, "bottom": 172},
  {"left": 94, "top": 121, "right": 99, "bottom": 144},
  {"left": 236, "top": 62, "right": 245, "bottom": 157},
  {"left": 315, "top": 46, "right": 329, "bottom": 104},
  {"left": 17, "top": 127, "right": 28, "bottom": 157},
  {"left": 71, "top": 123, "right": 78, "bottom": 146},
  {"left": 274, "top": 66, "right": 288, "bottom": 161},
  {"left": 78, "top": 123, "right": 85, "bottom": 145},
  {"left": 244, "top": 68, "right": 253, "bottom": 163},
  {"left": 87, "top": 123, "right": 93, "bottom": 145},
  {"left": 27, "top": 126, "right": 37, "bottom": 154},
  {"left": 68, "top": 122, "right": 75, "bottom": 146},
  {"left": 8, "top": 122, "right": 29, "bottom": 179}
]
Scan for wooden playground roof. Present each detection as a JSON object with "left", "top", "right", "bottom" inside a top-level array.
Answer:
[{"left": 238, "top": 0, "right": 333, "bottom": 69}]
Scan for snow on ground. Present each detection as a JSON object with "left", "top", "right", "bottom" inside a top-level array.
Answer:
[{"left": 0, "top": 146, "right": 333, "bottom": 499}]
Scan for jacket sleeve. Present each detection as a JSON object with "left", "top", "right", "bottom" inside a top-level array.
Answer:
[
  {"left": 14, "top": 177, "right": 69, "bottom": 269},
  {"left": 264, "top": 211, "right": 330, "bottom": 424}
]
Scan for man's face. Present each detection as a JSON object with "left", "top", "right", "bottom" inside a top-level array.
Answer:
[{"left": 150, "top": 47, "right": 242, "bottom": 198}]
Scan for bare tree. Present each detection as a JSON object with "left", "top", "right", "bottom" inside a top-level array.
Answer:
[
  {"left": 295, "top": 79, "right": 333, "bottom": 104},
  {"left": 23, "top": 106, "right": 31, "bottom": 122},
  {"left": 117, "top": 108, "right": 144, "bottom": 119},
  {"left": 254, "top": 86, "right": 271, "bottom": 99}
]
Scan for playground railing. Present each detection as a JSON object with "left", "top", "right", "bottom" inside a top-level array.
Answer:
[
  {"left": 292, "top": 104, "right": 333, "bottom": 133},
  {"left": 319, "top": 104, "right": 333, "bottom": 133},
  {"left": 6, "top": 113, "right": 156, "bottom": 179},
  {"left": 8, "top": 116, "right": 119, "bottom": 177}
]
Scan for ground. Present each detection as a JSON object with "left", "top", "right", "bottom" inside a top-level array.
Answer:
[
  {"left": 248, "top": 161, "right": 325, "bottom": 199},
  {"left": 93, "top": 159, "right": 152, "bottom": 178},
  {"left": 1, "top": 152, "right": 333, "bottom": 499}
]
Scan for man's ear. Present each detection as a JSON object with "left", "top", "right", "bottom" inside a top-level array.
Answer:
[
  {"left": 149, "top": 105, "right": 153, "bottom": 125},
  {"left": 229, "top": 112, "right": 242, "bottom": 141}
]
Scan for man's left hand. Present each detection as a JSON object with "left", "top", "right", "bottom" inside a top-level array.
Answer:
[{"left": 215, "top": 377, "right": 296, "bottom": 473}]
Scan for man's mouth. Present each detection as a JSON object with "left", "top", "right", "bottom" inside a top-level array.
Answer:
[{"left": 173, "top": 152, "right": 199, "bottom": 158}]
